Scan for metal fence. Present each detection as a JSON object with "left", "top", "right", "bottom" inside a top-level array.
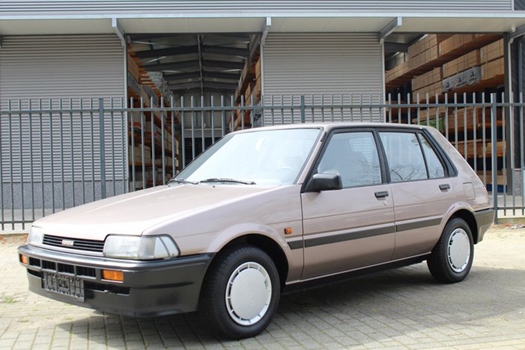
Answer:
[{"left": 1, "top": 93, "right": 524, "bottom": 231}]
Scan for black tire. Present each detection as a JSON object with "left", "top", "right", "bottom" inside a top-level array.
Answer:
[
  {"left": 199, "top": 245, "right": 280, "bottom": 339},
  {"left": 427, "top": 218, "right": 474, "bottom": 283}
]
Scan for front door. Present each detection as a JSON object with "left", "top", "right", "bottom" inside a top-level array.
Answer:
[{"left": 301, "top": 130, "right": 395, "bottom": 280}]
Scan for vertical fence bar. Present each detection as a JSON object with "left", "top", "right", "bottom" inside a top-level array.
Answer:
[
  {"left": 90, "top": 99, "right": 96, "bottom": 201},
  {"left": 211, "top": 96, "right": 216, "bottom": 144},
  {"left": 220, "top": 96, "right": 226, "bottom": 137},
  {"left": 501, "top": 92, "right": 507, "bottom": 217},
  {"left": 300, "top": 95, "right": 306, "bottom": 123},
  {"left": 150, "top": 98, "right": 156, "bottom": 188},
  {"left": 41, "top": 99, "right": 47, "bottom": 216},
  {"left": 491, "top": 94, "right": 499, "bottom": 221},
  {"left": 59, "top": 99, "right": 65, "bottom": 210},
  {"left": 110, "top": 98, "right": 117, "bottom": 195},
  {"left": 201, "top": 95, "right": 205, "bottom": 154},
  {"left": 130, "top": 100, "right": 136, "bottom": 191},
  {"left": 321, "top": 95, "right": 325, "bottom": 122},
  {"left": 310, "top": 94, "right": 315, "bottom": 122},
  {"left": 462, "top": 93, "right": 467, "bottom": 161},
  {"left": 181, "top": 96, "right": 186, "bottom": 169},
  {"left": 503, "top": 94, "right": 516, "bottom": 215},
  {"left": 444, "top": 94, "right": 449, "bottom": 140},
  {"left": 49, "top": 99, "right": 56, "bottom": 213},
  {"left": 472, "top": 93, "right": 477, "bottom": 173},
  {"left": 0, "top": 103, "right": 3, "bottom": 230},
  {"left": 520, "top": 92, "right": 525, "bottom": 216},
  {"left": 69, "top": 99, "right": 76, "bottom": 204},
  {"left": 7, "top": 101, "right": 14, "bottom": 229},
  {"left": 79, "top": 99, "right": 86, "bottom": 204},
  {"left": 140, "top": 99, "right": 146, "bottom": 190},
  {"left": 29, "top": 101, "right": 35, "bottom": 224},
  {"left": 18, "top": 101, "right": 26, "bottom": 228},
  {"left": 160, "top": 98, "right": 166, "bottom": 184},
  {"left": 481, "top": 93, "right": 487, "bottom": 186},
  {"left": 122, "top": 97, "right": 128, "bottom": 195},
  {"left": 190, "top": 96, "right": 196, "bottom": 160}
]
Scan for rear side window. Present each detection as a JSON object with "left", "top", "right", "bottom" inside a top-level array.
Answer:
[{"left": 379, "top": 131, "right": 445, "bottom": 183}]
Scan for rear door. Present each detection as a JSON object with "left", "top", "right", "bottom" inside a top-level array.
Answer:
[
  {"left": 300, "top": 129, "right": 395, "bottom": 280},
  {"left": 378, "top": 129, "right": 455, "bottom": 259}
]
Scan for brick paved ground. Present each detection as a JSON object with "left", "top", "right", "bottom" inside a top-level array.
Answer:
[{"left": 1, "top": 226, "right": 524, "bottom": 350}]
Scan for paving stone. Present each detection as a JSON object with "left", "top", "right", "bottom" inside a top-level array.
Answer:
[{"left": 2, "top": 227, "right": 525, "bottom": 349}]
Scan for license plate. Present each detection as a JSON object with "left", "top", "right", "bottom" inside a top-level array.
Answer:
[{"left": 42, "top": 272, "right": 85, "bottom": 301}]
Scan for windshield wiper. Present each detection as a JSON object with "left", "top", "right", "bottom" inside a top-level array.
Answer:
[
  {"left": 199, "top": 178, "right": 256, "bottom": 185},
  {"left": 167, "top": 178, "right": 199, "bottom": 185}
]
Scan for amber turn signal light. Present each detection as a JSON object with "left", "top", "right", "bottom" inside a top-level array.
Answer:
[
  {"left": 102, "top": 269, "right": 124, "bottom": 282},
  {"left": 19, "top": 254, "right": 29, "bottom": 265}
]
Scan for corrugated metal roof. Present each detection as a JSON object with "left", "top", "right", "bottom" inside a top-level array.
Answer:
[{"left": 0, "top": 1, "right": 514, "bottom": 15}]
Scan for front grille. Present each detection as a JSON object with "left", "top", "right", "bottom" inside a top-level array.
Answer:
[
  {"left": 43, "top": 234, "right": 105, "bottom": 253},
  {"left": 28, "top": 257, "right": 96, "bottom": 279}
]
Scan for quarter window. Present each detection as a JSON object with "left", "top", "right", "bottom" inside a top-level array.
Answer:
[
  {"left": 418, "top": 134, "right": 445, "bottom": 178},
  {"left": 379, "top": 131, "right": 445, "bottom": 183}
]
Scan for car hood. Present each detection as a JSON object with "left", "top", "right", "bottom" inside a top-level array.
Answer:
[{"left": 34, "top": 184, "right": 273, "bottom": 240}]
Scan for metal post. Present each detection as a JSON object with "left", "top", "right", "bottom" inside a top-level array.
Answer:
[
  {"left": 300, "top": 95, "right": 306, "bottom": 123},
  {"left": 98, "top": 98, "right": 106, "bottom": 199},
  {"left": 491, "top": 94, "right": 499, "bottom": 222}
]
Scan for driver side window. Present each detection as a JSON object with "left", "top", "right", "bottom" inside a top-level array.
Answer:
[{"left": 317, "top": 132, "right": 382, "bottom": 188}]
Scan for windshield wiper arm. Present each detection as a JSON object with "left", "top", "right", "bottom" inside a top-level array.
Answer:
[
  {"left": 199, "top": 178, "right": 256, "bottom": 185},
  {"left": 167, "top": 178, "right": 199, "bottom": 185}
]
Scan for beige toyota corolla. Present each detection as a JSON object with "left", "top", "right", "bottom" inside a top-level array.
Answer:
[{"left": 18, "top": 122, "right": 494, "bottom": 339}]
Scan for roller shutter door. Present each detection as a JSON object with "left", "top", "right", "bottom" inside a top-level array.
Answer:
[
  {"left": 0, "top": 34, "right": 126, "bottom": 210},
  {"left": 261, "top": 33, "right": 384, "bottom": 124}
]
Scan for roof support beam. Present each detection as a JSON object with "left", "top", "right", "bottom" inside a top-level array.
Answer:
[
  {"left": 170, "top": 81, "right": 238, "bottom": 91},
  {"left": 262, "top": 17, "right": 272, "bottom": 46},
  {"left": 203, "top": 46, "right": 250, "bottom": 57},
  {"left": 164, "top": 71, "right": 201, "bottom": 82},
  {"left": 384, "top": 42, "right": 409, "bottom": 53},
  {"left": 143, "top": 60, "right": 200, "bottom": 71},
  {"left": 144, "top": 59, "right": 244, "bottom": 72},
  {"left": 135, "top": 45, "right": 250, "bottom": 59},
  {"left": 111, "top": 18, "right": 125, "bottom": 46},
  {"left": 510, "top": 24, "right": 525, "bottom": 43},
  {"left": 379, "top": 16, "right": 402, "bottom": 46},
  {"left": 134, "top": 45, "right": 199, "bottom": 59}
]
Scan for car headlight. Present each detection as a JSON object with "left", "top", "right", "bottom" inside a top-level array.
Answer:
[
  {"left": 103, "top": 235, "right": 180, "bottom": 260},
  {"left": 28, "top": 226, "right": 44, "bottom": 247}
]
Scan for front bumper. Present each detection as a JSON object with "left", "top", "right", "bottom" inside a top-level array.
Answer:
[{"left": 18, "top": 244, "right": 213, "bottom": 317}]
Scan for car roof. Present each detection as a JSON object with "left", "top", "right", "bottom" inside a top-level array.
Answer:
[{"left": 234, "top": 122, "right": 428, "bottom": 134}]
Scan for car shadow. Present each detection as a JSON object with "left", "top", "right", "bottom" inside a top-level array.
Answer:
[{"left": 56, "top": 263, "right": 525, "bottom": 348}]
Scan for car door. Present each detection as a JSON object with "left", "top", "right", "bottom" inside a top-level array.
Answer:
[
  {"left": 300, "top": 130, "right": 395, "bottom": 280},
  {"left": 378, "top": 130, "right": 455, "bottom": 259}
]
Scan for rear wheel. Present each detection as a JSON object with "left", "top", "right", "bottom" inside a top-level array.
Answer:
[
  {"left": 427, "top": 218, "right": 474, "bottom": 283},
  {"left": 200, "top": 245, "right": 280, "bottom": 339}
]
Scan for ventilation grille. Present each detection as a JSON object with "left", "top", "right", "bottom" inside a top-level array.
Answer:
[{"left": 43, "top": 234, "right": 105, "bottom": 253}]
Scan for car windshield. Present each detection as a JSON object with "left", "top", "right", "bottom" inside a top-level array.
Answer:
[{"left": 176, "top": 128, "right": 321, "bottom": 186}]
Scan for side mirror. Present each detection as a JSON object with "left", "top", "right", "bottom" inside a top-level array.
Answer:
[{"left": 304, "top": 173, "right": 342, "bottom": 192}]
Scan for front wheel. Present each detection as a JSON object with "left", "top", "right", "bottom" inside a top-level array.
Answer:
[
  {"left": 200, "top": 245, "right": 280, "bottom": 339},
  {"left": 427, "top": 218, "right": 474, "bottom": 283}
]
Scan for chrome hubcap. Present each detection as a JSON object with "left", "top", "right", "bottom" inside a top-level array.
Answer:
[
  {"left": 226, "top": 262, "right": 272, "bottom": 326},
  {"left": 447, "top": 228, "right": 471, "bottom": 273}
]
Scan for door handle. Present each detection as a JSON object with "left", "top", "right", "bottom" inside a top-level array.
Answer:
[
  {"left": 439, "top": 184, "right": 450, "bottom": 191},
  {"left": 375, "top": 191, "right": 389, "bottom": 199}
]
